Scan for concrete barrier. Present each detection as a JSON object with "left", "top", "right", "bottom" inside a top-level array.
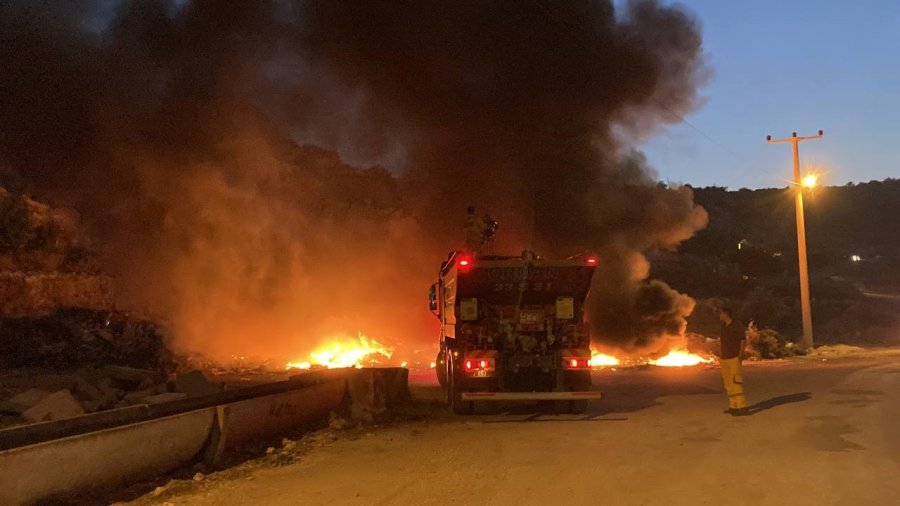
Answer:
[
  {"left": 0, "top": 408, "right": 215, "bottom": 506},
  {"left": 0, "top": 367, "right": 408, "bottom": 504},
  {"left": 346, "top": 367, "right": 410, "bottom": 422},
  {"left": 205, "top": 378, "right": 347, "bottom": 464},
  {"left": 0, "top": 368, "right": 352, "bottom": 451}
]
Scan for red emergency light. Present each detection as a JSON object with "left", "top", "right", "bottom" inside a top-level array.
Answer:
[
  {"left": 458, "top": 255, "right": 473, "bottom": 272},
  {"left": 563, "top": 358, "right": 591, "bottom": 369},
  {"left": 585, "top": 255, "right": 599, "bottom": 266}
]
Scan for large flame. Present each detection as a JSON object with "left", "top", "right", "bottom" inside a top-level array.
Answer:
[
  {"left": 590, "top": 347, "right": 714, "bottom": 368},
  {"left": 286, "top": 333, "right": 393, "bottom": 370},
  {"left": 650, "top": 349, "right": 714, "bottom": 367},
  {"left": 590, "top": 349, "right": 621, "bottom": 367}
]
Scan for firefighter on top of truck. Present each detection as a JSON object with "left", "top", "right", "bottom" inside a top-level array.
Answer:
[{"left": 464, "top": 206, "right": 486, "bottom": 252}]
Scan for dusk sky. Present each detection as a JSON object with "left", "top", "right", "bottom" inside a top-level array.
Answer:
[{"left": 641, "top": 0, "right": 900, "bottom": 189}]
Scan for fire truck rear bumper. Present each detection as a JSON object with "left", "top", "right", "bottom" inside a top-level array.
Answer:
[{"left": 460, "top": 391, "right": 603, "bottom": 401}]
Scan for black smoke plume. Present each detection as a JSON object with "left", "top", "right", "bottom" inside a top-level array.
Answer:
[{"left": 0, "top": 0, "right": 707, "bottom": 358}]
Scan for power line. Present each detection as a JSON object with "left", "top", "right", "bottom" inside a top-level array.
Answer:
[{"left": 649, "top": 97, "right": 742, "bottom": 160}]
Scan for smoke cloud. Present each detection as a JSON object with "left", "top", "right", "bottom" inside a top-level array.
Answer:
[{"left": 0, "top": 0, "right": 708, "bottom": 359}]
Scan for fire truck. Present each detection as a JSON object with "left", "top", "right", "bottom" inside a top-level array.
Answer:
[{"left": 429, "top": 250, "right": 602, "bottom": 414}]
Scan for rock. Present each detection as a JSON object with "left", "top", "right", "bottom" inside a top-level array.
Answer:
[
  {"left": 101, "top": 365, "right": 166, "bottom": 386},
  {"left": 8, "top": 388, "right": 50, "bottom": 409},
  {"left": 173, "top": 370, "right": 221, "bottom": 397},
  {"left": 94, "top": 377, "right": 125, "bottom": 406},
  {"left": 123, "top": 384, "right": 167, "bottom": 402},
  {"left": 192, "top": 472, "right": 205, "bottom": 482},
  {"left": 22, "top": 389, "right": 85, "bottom": 422},
  {"left": 72, "top": 379, "right": 103, "bottom": 402},
  {"left": 138, "top": 392, "right": 188, "bottom": 405}
]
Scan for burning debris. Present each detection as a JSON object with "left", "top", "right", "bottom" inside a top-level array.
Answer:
[
  {"left": 649, "top": 350, "right": 714, "bottom": 367},
  {"left": 590, "top": 347, "right": 715, "bottom": 369},
  {"left": 286, "top": 333, "right": 393, "bottom": 370}
]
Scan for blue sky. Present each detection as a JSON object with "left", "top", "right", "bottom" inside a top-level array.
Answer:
[{"left": 640, "top": 0, "right": 900, "bottom": 189}]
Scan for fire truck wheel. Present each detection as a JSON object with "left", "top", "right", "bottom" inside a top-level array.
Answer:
[{"left": 436, "top": 351, "right": 447, "bottom": 389}]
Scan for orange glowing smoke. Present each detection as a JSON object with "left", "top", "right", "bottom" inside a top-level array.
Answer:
[
  {"left": 650, "top": 349, "right": 714, "bottom": 367},
  {"left": 286, "top": 333, "right": 393, "bottom": 370}
]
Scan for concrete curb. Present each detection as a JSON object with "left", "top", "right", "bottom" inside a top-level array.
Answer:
[
  {"left": 0, "top": 408, "right": 215, "bottom": 506},
  {"left": 204, "top": 378, "right": 347, "bottom": 465}
]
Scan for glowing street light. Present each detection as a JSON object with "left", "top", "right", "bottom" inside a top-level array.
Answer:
[{"left": 801, "top": 173, "right": 818, "bottom": 188}]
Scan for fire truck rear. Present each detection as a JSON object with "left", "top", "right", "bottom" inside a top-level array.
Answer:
[{"left": 429, "top": 251, "right": 602, "bottom": 414}]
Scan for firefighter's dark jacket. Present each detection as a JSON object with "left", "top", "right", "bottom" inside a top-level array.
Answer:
[{"left": 720, "top": 320, "right": 745, "bottom": 360}]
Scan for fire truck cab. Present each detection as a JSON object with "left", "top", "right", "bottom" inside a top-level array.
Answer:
[{"left": 430, "top": 250, "right": 602, "bottom": 414}]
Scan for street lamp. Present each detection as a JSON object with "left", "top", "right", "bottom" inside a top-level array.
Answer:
[
  {"left": 766, "top": 130, "right": 824, "bottom": 351},
  {"left": 801, "top": 173, "right": 818, "bottom": 189}
]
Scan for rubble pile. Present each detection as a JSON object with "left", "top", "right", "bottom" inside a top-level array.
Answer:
[
  {"left": 0, "top": 367, "right": 223, "bottom": 429},
  {"left": 0, "top": 272, "right": 112, "bottom": 317},
  {"left": 0, "top": 308, "right": 171, "bottom": 370}
]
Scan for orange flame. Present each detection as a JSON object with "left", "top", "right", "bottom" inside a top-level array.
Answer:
[
  {"left": 650, "top": 349, "right": 714, "bottom": 367},
  {"left": 286, "top": 333, "right": 393, "bottom": 370},
  {"left": 590, "top": 347, "right": 713, "bottom": 368},
  {"left": 590, "top": 350, "right": 620, "bottom": 367}
]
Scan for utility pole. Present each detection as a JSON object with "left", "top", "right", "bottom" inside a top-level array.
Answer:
[{"left": 766, "top": 130, "right": 823, "bottom": 351}]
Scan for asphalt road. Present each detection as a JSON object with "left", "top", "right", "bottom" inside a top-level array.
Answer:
[{"left": 126, "top": 353, "right": 900, "bottom": 505}]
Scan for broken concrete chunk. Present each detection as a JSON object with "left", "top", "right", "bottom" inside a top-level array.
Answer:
[
  {"left": 9, "top": 388, "right": 50, "bottom": 409},
  {"left": 139, "top": 392, "right": 188, "bottom": 405},
  {"left": 22, "top": 389, "right": 85, "bottom": 422},
  {"left": 173, "top": 370, "right": 221, "bottom": 397},
  {"left": 123, "top": 384, "right": 167, "bottom": 402},
  {"left": 101, "top": 365, "right": 166, "bottom": 385},
  {"left": 95, "top": 377, "right": 125, "bottom": 405},
  {"left": 72, "top": 379, "right": 103, "bottom": 402}
]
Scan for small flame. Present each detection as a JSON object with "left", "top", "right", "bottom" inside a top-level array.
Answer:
[
  {"left": 650, "top": 349, "right": 713, "bottom": 367},
  {"left": 429, "top": 361, "right": 436, "bottom": 369},
  {"left": 286, "top": 333, "right": 393, "bottom": 370},
  {"left": 590, "top": 349, "right": 620, "bottom": 367}
]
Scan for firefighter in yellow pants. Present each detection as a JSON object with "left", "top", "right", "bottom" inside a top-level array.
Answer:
[
  {"left": 717, "top": 307, "right": 749, "bottom": 415},
  {"left": 720, "top": 356, "right": 747, "bottom": 410}
]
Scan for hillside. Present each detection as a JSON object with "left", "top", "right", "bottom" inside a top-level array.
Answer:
[{"left": 654, "top": 179, "right": 900, "bottom": 346}]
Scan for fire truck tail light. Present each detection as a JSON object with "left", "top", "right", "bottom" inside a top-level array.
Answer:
[
  {"left": 564, "top": 358, "right": 590, "bottom": 369},
  {"left": 463, "top": 357, "right": 495, "bottom": 374}
]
